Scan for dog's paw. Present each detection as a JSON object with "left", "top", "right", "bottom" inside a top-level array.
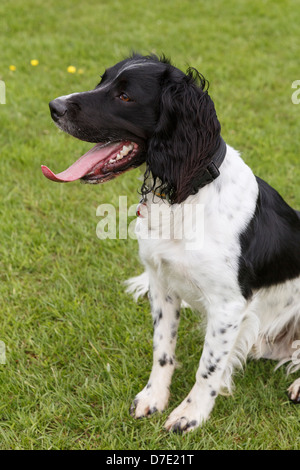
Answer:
[
  {"left": 164, "top": 394, "right": 212, "bottom": 433},
  {"left": 288, "top": 378, "right": 300, "bottom": 404},
  {"left": 130, "top": 385, "right": 170, "bottom": 419}
]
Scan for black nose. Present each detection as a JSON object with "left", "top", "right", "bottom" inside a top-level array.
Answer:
[{"left": 49, "top": 98, "right": 67, "bottom": 121}]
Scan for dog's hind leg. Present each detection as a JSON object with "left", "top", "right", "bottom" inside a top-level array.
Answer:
[
  {"left": 288, "top": 378, "right": 300, "bottom": 403},
  {"left": 287, "top": 335, "right": 300, "bottom": 403},
  {"left": 130, "top": 269, "right": 181, "bottom": 418},
  {"left": 251, "top": 309, "right": 300, "bottom": 404}
]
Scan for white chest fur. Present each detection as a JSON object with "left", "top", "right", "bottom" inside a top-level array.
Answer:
[{"left": 135, "top": 146, "right": 259, "bottom": 309}]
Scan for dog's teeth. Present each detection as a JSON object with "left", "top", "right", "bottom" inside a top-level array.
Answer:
[
  {"left": 119, "top": 148, "right": 128, "bottom": 157},
  {"left": 109, "top": 144, "right": 134, "bottom": 164},
  {"left": 122, "top": 144, "right": 134, "bottom": 156}
]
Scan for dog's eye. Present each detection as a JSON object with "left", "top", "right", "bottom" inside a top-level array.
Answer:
[{"left": 119, "top": 92, "right": 131, "bottom": 102}]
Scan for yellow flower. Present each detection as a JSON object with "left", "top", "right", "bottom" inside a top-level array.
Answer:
[
  {"left": 30, "top": 59, "right": 39, "bottom": 66},
  {"left": 67, "top": 65, "right": 76, "bottom": 74},
  {"left": 77, "top": 68, "right": 84, "bottom": 75},
  {"left": 9, "top": 65, "right": 16, "bottom": 71}
]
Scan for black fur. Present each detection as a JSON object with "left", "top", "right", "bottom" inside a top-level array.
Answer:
[
  {"left": 143, "top": 65, "right": 221, "bottom": 203},
  {"left": 238, "top": 176, "right": 300, "bottom": 298}
]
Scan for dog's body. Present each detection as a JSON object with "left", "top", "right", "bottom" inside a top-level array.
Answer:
[
  {"left": 128, "top": 145, "right": 300, "bottom": 431},
  {"left": 43, "top": 54, "right": 300, "bottom": 432}
]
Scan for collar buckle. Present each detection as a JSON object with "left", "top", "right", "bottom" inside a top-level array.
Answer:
[{"left": 191, "top": 137, "right": 226, "bottom": 194}]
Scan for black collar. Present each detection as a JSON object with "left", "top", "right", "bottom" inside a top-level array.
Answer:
[{"left": 190, "top": 136, "right": 227, "bottom": 195}]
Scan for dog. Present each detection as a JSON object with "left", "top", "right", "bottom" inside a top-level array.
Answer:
[{"left": 42, "top": 54, "right": 300, "bottom": 433}]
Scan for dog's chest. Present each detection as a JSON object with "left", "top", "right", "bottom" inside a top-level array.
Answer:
[
  {"left": 135, "top": 196, "right": 240, "bottom": 306},
  {"left": 135, "top": 153, "right": 259, "bottom": 305}
]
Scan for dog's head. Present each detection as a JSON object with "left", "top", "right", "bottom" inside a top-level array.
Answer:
[{"left": 42, "top": 54, "right": 221, "bottom": 203}]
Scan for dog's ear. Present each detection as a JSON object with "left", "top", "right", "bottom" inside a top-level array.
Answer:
[{"left": 146, "top": 68, "right": 221, "bottom": 203}]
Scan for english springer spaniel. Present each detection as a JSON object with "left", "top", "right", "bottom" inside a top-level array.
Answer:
[{"left": 42, "top": 54, "right": 300, "bottom": 433}]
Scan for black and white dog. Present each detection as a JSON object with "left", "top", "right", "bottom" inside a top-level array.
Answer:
[{"left": 42, "top": 54, "right": 300, "bottom": 433}]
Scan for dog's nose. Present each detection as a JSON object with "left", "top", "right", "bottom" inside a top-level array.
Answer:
[{"left": 49, "top": 98, "right": 67, "bottom": 121}]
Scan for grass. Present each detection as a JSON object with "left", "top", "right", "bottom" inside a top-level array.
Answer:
[{"left": 0, "top": 0, "right": 299, "bottom": 450}]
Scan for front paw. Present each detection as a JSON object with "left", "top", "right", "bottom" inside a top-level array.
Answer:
[
  {"left": 130, "top": 384, "right": 170, "bottom": 419},
  {"left": 164, "top": 395, "right": 212, "bottom": 433}
]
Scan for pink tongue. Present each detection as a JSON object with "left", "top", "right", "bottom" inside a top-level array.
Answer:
[{"left": 41, "top": 142, "right": 121, "bottom": 182}]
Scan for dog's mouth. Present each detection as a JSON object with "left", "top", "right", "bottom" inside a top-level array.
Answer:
[{"left": 41, "top": 140, "right": 141, "bottom": 184}]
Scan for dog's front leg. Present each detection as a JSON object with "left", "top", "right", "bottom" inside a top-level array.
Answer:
[
  {"left": 165, "top": 299, "right": 249, "bottom": 432},
  {"left": 130, "top": 275, "right": 181, "bottom": 418}
]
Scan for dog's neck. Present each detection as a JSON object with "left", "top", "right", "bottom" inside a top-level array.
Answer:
[
  {"left": 189, "top": 136, "right": 227, "bottom": 195},
  {"left": 141, "top": 137, "right": 227, "bottom": 204}
]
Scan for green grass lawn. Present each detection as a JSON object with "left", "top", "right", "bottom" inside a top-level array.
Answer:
[{"left": 0, "top": 0, "right": 299, "bottom": 450}]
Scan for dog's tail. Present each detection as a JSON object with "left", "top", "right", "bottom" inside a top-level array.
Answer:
[
  {"left": 125, "top": 271, "right": 190, "bottom": 309},
  {"left": 124, "top": 271, "right": 149, "bottom": 301}
]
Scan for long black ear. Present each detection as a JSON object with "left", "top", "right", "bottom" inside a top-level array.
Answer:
[{"left": 145, "top": 68, "right": 221, "bottom": 203}]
